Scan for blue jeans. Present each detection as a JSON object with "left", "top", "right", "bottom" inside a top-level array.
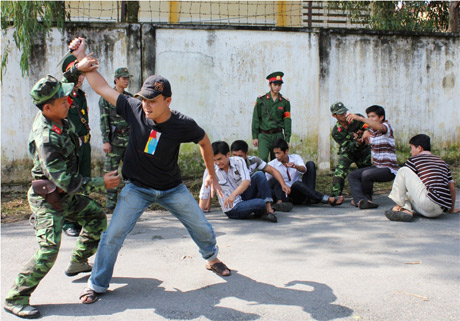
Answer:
[
  {"left": 225, "top": 198, "right": 267, "bottom": 219},
  {"left": 242, "top": 171, "right": 273, "bottom": 203},
  {"left": 89, "top": 181, "right": 218, "bottom": 293}
]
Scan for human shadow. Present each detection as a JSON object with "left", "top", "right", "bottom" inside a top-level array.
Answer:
[{"left": 40, "top": 272, "right": 353, "bottom": 320}]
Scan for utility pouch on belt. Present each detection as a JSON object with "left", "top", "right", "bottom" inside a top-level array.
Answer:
[{"left": 32, "top": 180, "right": 63, "bottom": 211}]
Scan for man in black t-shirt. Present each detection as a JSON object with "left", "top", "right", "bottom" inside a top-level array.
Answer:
[{"left": 70, "top": 38, "right": 230, "bottom": 304}]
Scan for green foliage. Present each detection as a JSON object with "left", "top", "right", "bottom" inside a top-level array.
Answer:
[
  {"left": 1, "top": 1, "right": 68, "bottom": 80},
  {"left": 329, "top": 1, "right": 450, "bottom": 32}
]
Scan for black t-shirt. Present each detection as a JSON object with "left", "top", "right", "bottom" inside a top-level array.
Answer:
[{"left": 116, "top": 95, "right": 205, "bottom": 190}]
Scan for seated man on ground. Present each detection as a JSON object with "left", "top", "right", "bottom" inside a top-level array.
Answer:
[
  {"left": 199, "top": 141, "right": 278, "bottom": 223},
  {"left": 385, "top": 134, "right": 459, "bottom": 222},
  {"left": 266, "top": 138, "right": 343, "bottom": 206},
  {"left": 230, "top": 140, "right": 292, "bottom": 212},
  {"left": 347, "top": 105, "right": 399, "bottom": 209}
]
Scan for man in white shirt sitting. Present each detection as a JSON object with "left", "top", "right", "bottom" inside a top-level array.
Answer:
[
  {"left": 199, "top": 141, "right": 278, "bottom": 223},
  {"left": 230, "top": 140, "right": 292, "bottom": 212},
  {"left": 267, "top": 138, "right": 343, "bottom": 207}
]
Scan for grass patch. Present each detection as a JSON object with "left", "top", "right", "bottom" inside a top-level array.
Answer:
[{"left": 2, "top": 162, "right": 458, "bottom": 224}]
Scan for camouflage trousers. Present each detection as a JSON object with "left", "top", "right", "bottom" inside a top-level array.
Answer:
[
  {"left": 104, "top": 144, "right": 126, "bottom": 209},
  {"left": 4, "top": 187, "right": 107, "bottom": 306},
  {"left": 331, "top": 151, "right": 372, "bottom": 196}
]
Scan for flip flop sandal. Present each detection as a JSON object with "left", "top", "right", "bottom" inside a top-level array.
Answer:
[
  {"left": 359, "top": 200, "right": 379, "bottom": 209},
  {"left": 206, "top": 262, "right": 231, "bottom": 276},
  {"left": 79, "top": 287, "right": 99, "bottom": 304},
  {"left": 384, "top": 210, "right": 413, "bottom": 222},
  {"left": 329, "top": 196, "right": 344, "bottom": 206}
]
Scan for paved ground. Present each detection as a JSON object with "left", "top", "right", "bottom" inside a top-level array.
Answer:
[{"left": 2, "top": 193, "right": 459, "bottom": 321}]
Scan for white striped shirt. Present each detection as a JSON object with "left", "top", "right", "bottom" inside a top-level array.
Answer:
[
  {"left": 405, "top": 153, "right": 453, "bottom": 210},
  {"left": 199, "top": 156, "right": 250, "bottom": 212},
  {"left": 369, "top": 122, "right": 398, "bottom": 175}
]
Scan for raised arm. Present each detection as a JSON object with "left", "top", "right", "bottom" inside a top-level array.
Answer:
[
  {"left": 346, "top": 113, "right": 386, "bottom": 132},
  {"left": 69, "top": 37, "right": 120, "bottom": 106}
]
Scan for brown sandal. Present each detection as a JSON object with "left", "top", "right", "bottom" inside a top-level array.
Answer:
[
  {"left": 79, "top": 287, "right": 99, "bottom": 304},
  {"left": 206, "top": 262, "right": 231, "bottom": 276}
]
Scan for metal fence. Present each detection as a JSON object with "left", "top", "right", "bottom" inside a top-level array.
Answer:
[{"left": 65, "top": 1, "right": 368, "bottom": 28}]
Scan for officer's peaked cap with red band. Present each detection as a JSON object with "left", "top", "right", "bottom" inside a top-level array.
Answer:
[{"left": 266, "top": 71, "right": 284, "bottom": 84}]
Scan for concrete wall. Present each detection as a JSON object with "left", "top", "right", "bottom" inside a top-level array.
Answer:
[{"left": 1, "top": 25, "right": 458, "bottom": 182}]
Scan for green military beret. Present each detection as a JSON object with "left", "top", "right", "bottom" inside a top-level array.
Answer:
[
  {"left": 114, "top": 67, "right": 132, "bottom": 78},
  {"left": 61, "top": 55, "right": 77, "bottom": 73},
  {"left": 266, "top": 71, "right": 284, "bottom": 84},
  {"left": 30, "top": 75, "right": 74, "bottom": 106},
  {"left": 330, "top": 102, "right": 348, "bottom": 115}
]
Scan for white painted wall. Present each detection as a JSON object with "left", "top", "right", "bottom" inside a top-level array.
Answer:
[{"left": 1, "top": 27, "right": 458, "bottom": 180}]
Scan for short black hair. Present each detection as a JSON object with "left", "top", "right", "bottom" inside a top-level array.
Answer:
[
  {"left": 212, "top": 141, "right": 230, "bottom": 156},
  {"left": 409, "top": 134, "right": 431, "bottom": 151},
  {"left": 230, "top": 140, "right": 248, "bottom": 153},
  {"left": 273, "top": 138, "right": 289, "bottom": 152},
  {"left": 365, "top": 105, "right": 386, "bottom": 120},
  {"left": 36, "top": 98, "right": 57, "bottom": 111}
]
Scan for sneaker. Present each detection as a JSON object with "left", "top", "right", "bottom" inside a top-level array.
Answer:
[
  {"left": 261, "top": 212, "right": 278, "bottom": 223},
  {"left": 4, "top": 301, "right": 40, "bottom": 319},
  {"left": 65, "top": 261, "right": 92, "bottom": 277},
  {"left": 358, "top": 200, "right": 379, "bottom": 209},
  {"left": 385, "top": 210, "right": 413, "bottom": 222},
  {"left": 272, "top": 202, "right": 294, "bottom": 212}
]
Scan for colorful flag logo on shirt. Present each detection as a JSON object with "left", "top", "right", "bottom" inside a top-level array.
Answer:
[{"left": 144, "top": 130, "right": 161, "bottom": 155}]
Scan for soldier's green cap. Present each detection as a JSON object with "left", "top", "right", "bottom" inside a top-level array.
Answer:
[
  {"left": 30, "top": 75, "right": 74, "bottom": 106},
  {"left": 266, "top": 71, "right": 284, "bottom": 84},
  {"left": 114, "top": 67, "right": 132, "bottom": 78},
  {"left": 61, "top": 55, "right": 77, "bottom": 73},
  {"left": 330, "top": 101, "right": 348, "bottom": 114}
]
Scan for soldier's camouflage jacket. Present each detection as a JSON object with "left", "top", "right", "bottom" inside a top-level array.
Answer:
[
  {"left": 29, "top": 112, "right": 105, "bottom": 194},
  {"left": 99, "top": 88, "right": 133, "bottom": 147},
  {"left": 331, "top": 119, "right": 370, "bottom": 155}
]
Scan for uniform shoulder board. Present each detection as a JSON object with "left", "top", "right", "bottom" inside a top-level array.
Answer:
[{"left": 284, "top": 96, "right": 289, "bottom": 101}]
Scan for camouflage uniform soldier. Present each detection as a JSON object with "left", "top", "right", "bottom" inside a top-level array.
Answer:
[
  {"left": 99, "top": 67, "right": 133, "bottom": 211},
  {"left": 61, "top": 55, "right": 91, "bottom": 236},
  {"left": 330, "top": 102, "right": 371, "bottom": 197},
  {"left": 252, "top": 71, "right": 291, "bottom": 162},
  {"left": 3, "top": 75, "right": 119, "bottom": 319}
]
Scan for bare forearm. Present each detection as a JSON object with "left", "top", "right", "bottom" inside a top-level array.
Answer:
[
  {"left": 448, "top": 181, "right": 456, "bottom": 210},
  {"left": 199, "top": 134, "right": 217, "bottom": 178},
  {"left": 232, "top": 180, "right": 251, "bottom": 197}
]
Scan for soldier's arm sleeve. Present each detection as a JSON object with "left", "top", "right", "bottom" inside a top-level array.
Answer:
[
  {"left": 62, "top": 64, "right": 82, "bottom": 84},
  {"left": 252, "top": 98, "right": 260, "bottom": 140},
  {"left": 99, "top": 97, "right": 111, "bottom": 144},
  {"left": 332, "top": 126, "right": 359, "bottom": 153},
  {"left": 38, "top": 139, "right": 105, "bottom": 194},
  {"left": 283, "top": 100, "right": 292, "bottom": 142}
]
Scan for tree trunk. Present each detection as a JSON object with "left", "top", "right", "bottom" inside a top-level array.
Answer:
[{"left": 448, "top": 1, "right": 460, "bottom": 32}]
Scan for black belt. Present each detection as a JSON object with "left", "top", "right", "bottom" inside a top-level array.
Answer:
[{"left": 259, "top": 128, "right": 282, "bottom": 134}]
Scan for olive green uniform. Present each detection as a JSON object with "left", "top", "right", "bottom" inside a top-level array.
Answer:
[
  {"left": 252, "top": 92, "right": 291, "bottom": 161},
  {"left": 99, "top": 88, "right": 132, "bottom": 209},
  {"left": 5, "top": 112, "right": 107, "bottom": 306}
]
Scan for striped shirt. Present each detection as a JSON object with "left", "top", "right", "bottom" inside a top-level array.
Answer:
[
  {"left": 405, "top": 153, "right": 453, "bottom": 211},
  {"left": 369, "top": 121, "right": 398, "bottom": 175},
  {"left": 245, "top": 155, "right": 268, "bottom": 175},
  {"left": 199, "top": 156, "right": 250, "bottom": 212}
]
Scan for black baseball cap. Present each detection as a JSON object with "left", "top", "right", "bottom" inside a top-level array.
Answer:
[{"left": 135, "top": 75, "right": 172, "bottom": 100}]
